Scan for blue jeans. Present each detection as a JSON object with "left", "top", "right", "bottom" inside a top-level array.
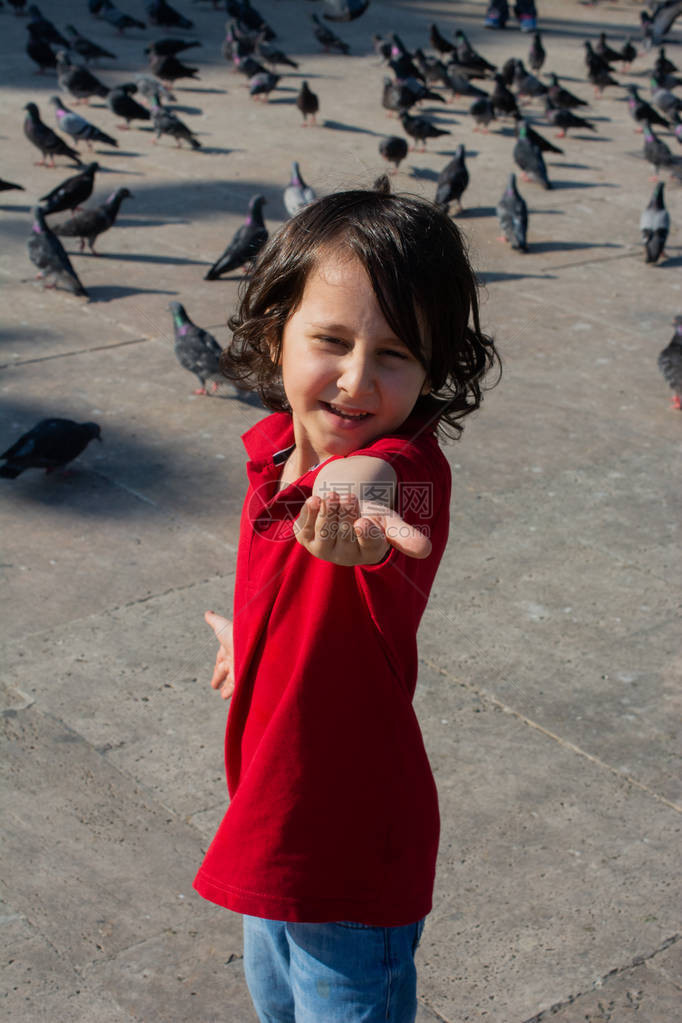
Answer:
[{"left": 243, "top": 915, "right": 426, "bottom": 1022}]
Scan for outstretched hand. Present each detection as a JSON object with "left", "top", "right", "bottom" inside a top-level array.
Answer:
[
  {"left": 293, "top": 491, "right": 431, "bottom": 566},
  {"left": 204, "top": 611, "right": 235, "bottom": 700}
]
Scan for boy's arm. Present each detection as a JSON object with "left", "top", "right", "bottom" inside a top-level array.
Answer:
[
  {"left": 204, "top": 611, "right": 235, "bottom": 699},
  {"left": 294, "top": 455, "right": 432, "bottom": 566}
]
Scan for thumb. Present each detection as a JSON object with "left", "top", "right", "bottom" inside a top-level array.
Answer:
[
  {"left": 360, "top": 509, "right": 432, "bottom": 560},
  {"left": 204, "top": 610, "right": 231, "bottom": 641}
]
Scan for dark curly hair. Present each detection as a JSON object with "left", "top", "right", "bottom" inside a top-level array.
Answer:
[{"left": 220, "top": 179, "right": 500, "bottom": 439}]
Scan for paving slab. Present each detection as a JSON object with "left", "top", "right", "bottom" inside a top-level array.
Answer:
[{"left": 1, "top": 0, "right": 680, "bottom": 1021}]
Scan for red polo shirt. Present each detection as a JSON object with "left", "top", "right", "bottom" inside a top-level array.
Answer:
[{"left": 193, "top": 410, "right": 451, "bottom": 925}]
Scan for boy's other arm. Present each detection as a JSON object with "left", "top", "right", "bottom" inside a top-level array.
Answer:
[
  {"left": 294, "top": 455, "right": 432, "bottom": 566},
  {"left": 204, "top": 611, "right": 235, "bottom": 699}
]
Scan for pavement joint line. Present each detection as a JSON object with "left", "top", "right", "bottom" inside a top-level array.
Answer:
[
  {"left": 417, "top": 997, "right": 454, "bottom": 1023},
  {"left": 538, "top": 250, "right": 641, "bottom": 273},
  {"left": 521, "top": 933, "right": 681, "bottom": 1023},
  {"left": 420, "top": 657, "right": 682, "bottom": 815},
  {"left": 0, "top": 336, "right": 153, "bottom": 370}
]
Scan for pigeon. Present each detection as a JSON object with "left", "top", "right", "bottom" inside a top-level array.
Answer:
[
  {"left": 145, "top": 38, "right": 201, "bottom": 58},
  {"left": 513, "top": 59, "right": 547, "bottom": 100},
  {"left": 226, "top": 1, "right": 276, "bottom": 41},
  {"left": 413, "top": 49, "right": 449, "bottom": 89},
  {"left": 23, "top": 102, "right": 82, "bottom": 167},
  {"left": 234, "top": 55, "right": 268, "bottom": 79},
  {"left": 640, "top": 2, "right": 682, "bottom": 48},
  {"left": 585, "top": 47, "right": 620, "bottom": 95},
  {"left": 379, "top": 135, "right": 408, "bottom": 173},
  {"left": 491, "top": 72, "right": 519, "bottom": 116},
  {"left": 0, "top": 178, "right": 25, "bottom": 192},
  {"left": 50, "top": 95, "right": 118, "bottom": 149},
  {"left": 595, "top": 32, "right": 622, "bottom": 66},
  {"left": 40, "top": 161, "right": 99, "bottom": 214},
  {"left": 99, "top": 0, "right": 146, "bottom": 33},
  {"left": 454, "top": 30, "right": 496, "bottom": 75},
  {"left": 528, "top": 31, "right": 545, "bottom": 72},
  {"left": 513, "top": 121, "right": 551, "bottom": 188},
  {"left": 64, "top": 25, "right": 117, "bottom": 62},
  {"left": 283, "top": 162, "right": 316, "bottom": 216},
  {"left": 618, "top": 38, "right": 638, "bottom": 70},
  {"left": 255, "top": 41, "right": 298, "bottom": 70},
  {"left": 657, "top": 315, "right": 682, "bottom": 409},
  {"left": 321, "top": 0, "right": 370, "bottom": 22},
  {"left": 513, "top": 112, "right": 563, "bottom": 154},
  {"left": 445, "top": 68, "right": 488, "bottom": 100},
  {"left": 26, "top": 5, "right": 69, "bottom": 47},
  {"left": 296, "top": 81, "right": 319, "bottom": 125},
  {"left": 651, "top": 82, "right": 682, "bottom": 121},
  {"left": 400, "top": 111, "right": 450, "bottom": 151},
  {"left": 548, "top": 73, "right": 589, "bottom": 109},
  {"left": 1, "top": 419, "right": 101, "bottom": 478},
  {"left": 388, "top": 52, "right": 424, "bottom": 84},
  {"left": 584, "top": 39, "right": 614, "bottom": 78},
  {"left": 642, "top": 122, "right": 676, "bottom": 177},
  {"left": 654, "top": 47, "right": 678, "bottom": 78},
  {"left": 8, "top": 0, "right": 28, "bottom": 11},
  {"left": 382, "top": 78, "right": 421, "bottom": 116},
  {"left": 135, "top": 74, "right": 175, "bottom": 104},
  {"left": 640, "top": 181, "right": 669, "bottom": 263},
  {"left": 435, "top": 145, "right": 469, "bottom": 214},
  {"left": 204, "top": 195, "right": 268, "bottom": 279},
  {"left": 626, "top": 84, "right": 669, "bottom": 130},
  {"left": 469, "top": 95, "right": 496, "bottom": 132},
  {"left": 429, "top": 23, "right": 455, "bottom": 56},
  {"left": 500, "top": 57, "right": 517, "bottom": 86},
  {"left": 311, "top": 13, "right": 349, "bottom": 54},
  {"left": 249, "top": 71, "right": 279, "bottom": 100},
  {"left": 147, "top": 0, "right": 193, "bottom": 30},
  {"left": 170, "top": 302, "right": 224, "bottom": 395},
  {"left": 56, "top": 50, "right": 110, "bottom": 102},
  {"left": 149, "top": 53, "right": 200, "bottom": 84},
  {"left": 544, "top": 99, "right": 597, "bottom": 138},
  {"left": 497, "top": 172, "right": 528, "bottom": 251},
  {"left": 27, "top": 206, "right": 88, "bottom": 296},
  {"left": 371, "top": 34, "right": 392, "bottom": 62},
  {"left": 107, "top": 84, "right": 151, "bottom": 127},
  {"left": 53, "top": 187, "right": 133, "bottom": 253},
  {"left": 25, "top": 26, "right": 57, "bottom": 73},
  {"left": 150, "top": 99, "right": 201, "bottom": 148}
]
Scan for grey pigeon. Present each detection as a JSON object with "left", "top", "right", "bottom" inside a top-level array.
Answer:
[
  {"left": 548, "top": 73, "right": 588, "bottom": 110},
  {"left": 255, "top": 40, "right": 298, "bottom": 70},
  {"left": 50, "top": 95, "right": 118, "bottom": 148},
  {"left": 170, "top": 302, "right": 224, "bottom": 395},
  {"left": 28, "top": 206, "right": 88, "bottom": 296},
  {"left": 626, "top": 84, "right": 669, "bottom": 129},
  {"left": 642, "top": 122, "right": 676, "bottom": 176},
  {"left": 544, "top": 98, "right": 596, "bottom": 137},
  {"left": 657, "top": 315, "right": 682, "bottom": 409},
  {"left": 135, "top": 74, "right": 175, "bottom": 104},
  {"left": 379, "top": 135, "right": 408, "bottom": 172},
  {"left": 23, "top": 102, "right": 82, "bottom": 167},
  {"left": 513, "top": 113, "right": 563, "bottom": 154},
  {"left": 512, "top": 59, "right": 547, "bottom": 99},
  {"left": 497, "top": 173, "right": 528, "bottom": 251},
  {"left": 283, "top": 162, "right": 316, "bottom": 216},
  {"left": 321, "top": 0, "right": 370, "bottom": 22},
  {"left": 64, "top": 25, "right": 117, "bottom": 62},
  {"left": 469, "top": 95, "right": 496, "bottom": 132},
  {"left": 513, "top": 120, "right": 551, "bottom": 188},
  {"left": 99, "top": 0, "right": 146, "bottom": 33},
  {"left": 40, "top": 161, "right": 99, "bottom": 215},
  {"left": 205, "top": 195, "right": 268, "bottom": 279},
  {"left": 150, "top": 99, "right": 201, "bottom": 148},
  {"left": 26, "top": 5, "right": 68, "bottom": 47},
  {"left": 53, "top": 187, "right": 133, "bottom": 253},
  {"left": 147, "top": 0, "right": 193, "bottom": 30},
  {"left": 296, "top": 81, "right": 319, "bottom": 125},
  {"left": 400, "top": 111, "right": 450, "bottom": 151},
  {"left": 107, "top": 84, "right": 151, "bottom": 127},
  {"left": 641, "top": 3, "right": 682, "bottom": 48},
  {"left": 56, "top": 50, "right": 110, "bottom": 101},
  {"left": 640, "top": 181, "right": 669, "bottom": 263},
  {"left": 311, "top": 13, "right": 349, "bottom": 54},
  {"left": 1, "top": 419, "right": 101, "bottom": 478},
  {"left": 249, "top": 71, "right": 279, "bottom": 100},
  {"left": 435, "top": 145, "right": 469, "bottom": 213}
]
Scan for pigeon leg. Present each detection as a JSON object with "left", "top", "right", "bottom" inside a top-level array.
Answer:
[
  {"left": 118, "top": 123, "right": 130, "bottom": 130},
  {"left": 193, "top": 387, "right": 207, "bottom": 395},
  {"left": 211, "top": 381, "right": 220, "bottom": 393},
  {"left": 88, "top": 239, "right": 99, "bottom": 256},
  {"left": 79, "top": 238, "right": 86, "bottom": 251},
  {"left": 671, "top": 395, "right": 682, "bottom": 410},
  {"left": 496, "top": 235, "right": 509, "bottom": 243},
  {"left": 555, "top": 129, "right": 566, "bottom": 138}
]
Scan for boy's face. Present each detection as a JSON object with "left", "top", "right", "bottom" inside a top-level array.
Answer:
[{"left": 278, "top": 248, "right": 430, "bottom": 468}]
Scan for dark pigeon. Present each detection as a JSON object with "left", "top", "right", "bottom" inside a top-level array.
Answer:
[
  {"left": 400, "top": 111, "right": 450, "bottom": 151},
  {"left": 145, "top": 38, "right": 201, "bottom": 58},
  {"left": 435, "top": 145, "right": 469, "bottom": 214},
  {"left": 311, "top": 13, "right": 349, "bottom": 54},
  {"left": 618, "top": 38, "right": 638, "bottom": 70},
  {"left": 595, "top": 32, "right": 622, "bottom": 66},
  {"left": 40, "top": 161, "right": 99, "bottom": 215},
  {"left": 249, "top": 71, "right": 279, "bottom": 100},
  {"left": 27, "top": 206, "right": 88, "bottom": 296},
  {"left": 50, "top": 96, "right": 118, "bottom": 149},
  {"left": 205, "top": 195, "right": 268, "bottom": 279},
  {"left": 170, "top": 302, "right": 224, "bottom": 395},
  {"left": 1, "top": 419, "right": 101, "bottom": 478},
  {"left": 454, "top": 30, "right": 496, "bottom": 75},
  {"left": 255, "top": 41, "right": 298, "bottom": 70},
  {"left": 64, "top": 25, "right": 117, "bottom": 62},
  {"left": 379, "top": 135, "right": 408, "bottom": 173},
  {"left": 149, "top": 53, "right": 199, "bottom": 84},
  {"left": 23, "top": 102, "right": 82, "bottom": 167},
  {"left": 226, "top": 1, "right": 276, "bottom": 41},
  {"left": 234, "top": 55, "right": 268, "bottom": 79},
  {"left": 0, "top": 178, "right": 25, "bottom": 192},
  {"left": 99, "top": 0, "right": 146, "bottom": 33},
  {"left": 657, "top": 315, "right": 682, "bottom": 409},
  {"left": 147, "top": 0, "right": 193, "bottom": 30},
  {"left": 544, "top": 98, "right": 597, "bottom": 137},
  {"left": 640, "top": 181, "right": 669, "bottom": 263},
  {"left": 53, "top": 186, "right": 133, "bottom": 253},
  {"left": 469, "top": 95, "right": 495, "bottom": 132},
  {"left": 513, "top": 112, "right": 563, "bottom": 154},
  {"left": 26, "top": 26, "right": 57, "bottom": 73},
  {"left": 429, "top": 24, "right": 455, "bottom": 56},
  {"left": 107, "top": 84, "right": 151, "bottom": 127},
  {"left": 548, "top": 73, "right": 589, "bottom": 110},
  {"left": 26, "top": 5, "right": 69, "bottom": 47},
  {"left": 513, "top": 120, "right": 551, "bottom": 188},
  {"left": 491, "top": 72, "right": 518, "bottom": 117},
  {"left": 528, "top": 31, "right": 545, "bottom": 72},
  {"left": 626, "top": 84, "right": 669, "bottom": 130},
  {"left": 283, "top": 162, "right": 316, "bottom": 216},
  {"left": 642, "top": 122, "right": 676, "bottom": 176},
  {"left": 150, "top": 99, "right": 201, "bottom": 148},
  {"left": 497, "top": 172, "right": 528, "bottom": 251},
  {"left": 513, "top": 59, "right": 547, "bottom": 100},
  {"left": 296, "top": 81, "right": 319, "bottom": 125},
  {"left": 445, "top": 68, "right": 488, "bottom": 100},
  {"left": 321, "top": 0, "right": 370, "bottom": 22},
  {"left": 56, "top": 50, "right": 110, "bottom": 101}
]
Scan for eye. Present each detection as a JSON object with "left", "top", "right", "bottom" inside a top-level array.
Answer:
[{"left": 382, "top": 349, "right": 409, "bottom": 360}]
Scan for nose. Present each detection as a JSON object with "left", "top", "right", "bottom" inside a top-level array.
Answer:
[{"left": 337, "top": 347, "right": 375, "bottom": 398}]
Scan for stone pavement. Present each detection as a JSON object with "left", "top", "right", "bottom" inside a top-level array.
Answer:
[{"left": 1, "top": 0, "right": 680, "bottom": 1020}]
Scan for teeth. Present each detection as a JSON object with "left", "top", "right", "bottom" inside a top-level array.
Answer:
[{"left": 328, "top": 403, "right": 368, "bottom": 418}]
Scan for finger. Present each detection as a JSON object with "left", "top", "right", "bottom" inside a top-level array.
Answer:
[
  {"left": 317, "top": 491, "right": 339, "bottom": 542},
  {"left": 204, "top": 610, "right": 231, "bottom": 641},
  {"left": 354, "top": 516, "right": 390, "bottom": 561},
  {"left": 381, "top": 512, "right": 432, "bottom": 559},
  {"left": 294, "top": 496, "right": 320, "bottom": 544},
  {"left": 338, "top": 492, "right": 359, "bottom": 543}
]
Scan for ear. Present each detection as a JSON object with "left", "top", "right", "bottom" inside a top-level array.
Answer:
[{"left": 420, "top": 377, "right": 431, "bottom": 396}]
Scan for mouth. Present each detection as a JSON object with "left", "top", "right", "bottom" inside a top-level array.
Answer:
[{"left": 321, "top": 401, "right": 373, "bottom": 421}]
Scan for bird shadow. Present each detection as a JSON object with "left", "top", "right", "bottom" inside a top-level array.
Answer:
[
  {"left": 409, "top": 167, "right": 439, "bottom": 181},
  {"left": 102, "top": 150, "right": 145, "bottom": 158},
  {"left": 87, "top": 284, "right": 178, "bottom": 302},
  {"left": 659, "top": 255, "right": 682, "bottom": 268},
  {"left": 117, "top": 217, "right": 191, "bottom": 227},
  {"left": 457, "top": 205, "right": 496, "bottom": 219},
  {"left": 1, "top": 203, "right": 31, "bottom": 213},
  {"left": 94, "top": 252, "right": 208, "bottom": 266},
  {"left": 170, "top": 105, "right": 204, "bottom": 116},
  {"left": 266, "top": 96, "right": 297, "bottom": 105},
  {"left": 323, "top": 120, "right": 382, "bottom": 136},
  {"left": 550, "top": 179, "right": 619, "bottom": 190},
  {"left": 176, "top": 86, "right": 227, "bottom": 95},
  {"left": 199, "top": 146, "right": 234, "bottom": 155},
  {"left": 529, "top": 240, "right": 622, "bottom": 254},
  {"left": 478, "top": 270, "right": 557, "bottom": 283},
  {"left": 550, "top": 162, "right": 593, "bottom": 170}
]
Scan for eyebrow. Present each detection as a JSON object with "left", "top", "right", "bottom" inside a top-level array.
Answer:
[{"left": 307, "top": 322, "right": 408, "bottom": 346}]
